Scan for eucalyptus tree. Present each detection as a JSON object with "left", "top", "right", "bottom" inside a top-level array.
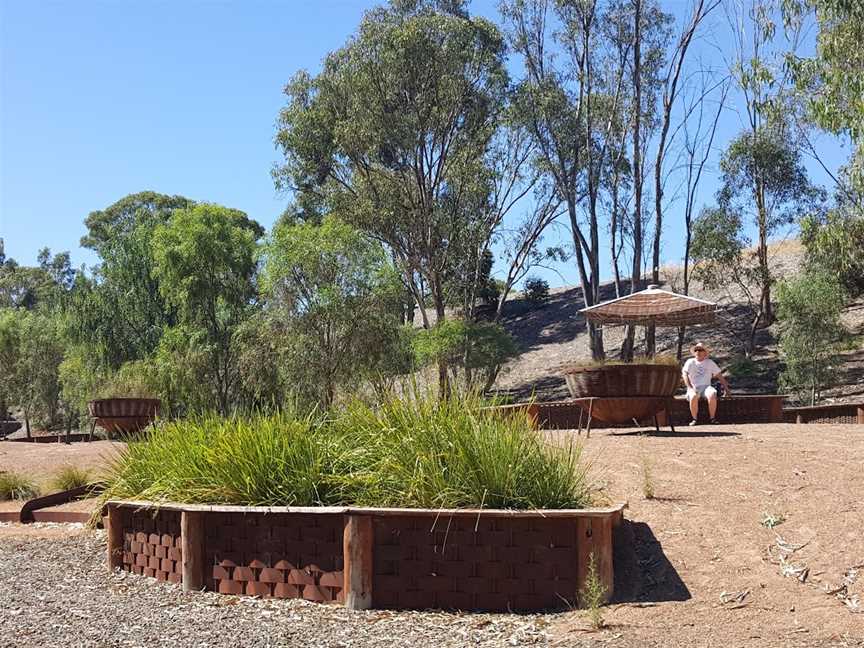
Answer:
[
  {"left": 645, "top": 0, "right": 720, "bottom": 354},
  {"left": 274, "top": 0, "right": 509, "bottom": 392},
  {"left": 501, "top": 0, "right": 635, "bottom": 359},
  {"left": 716, "top": 126, "right": 823, "bottom": 327},
  {"left": 262, "top": 216, "right": 408, "bottom": 408},
  {"left": 151, "top": 204, "right": 263, "bottom": 415},
  {"left": 67, "top": 192, "right": 196, "bottom": 368},
  {"left": 785, "top": 0, "right": 864, "bottom": 199}
]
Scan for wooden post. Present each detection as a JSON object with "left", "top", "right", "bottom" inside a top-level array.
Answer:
[
  {"left": 576, "top": 516, "right": 614, "bottom": 604},
  {"left": 343, "top": 514, "right": 373, "bottom": 610},
  {"left": 181, "top": 511, "right": 206, "bottom": 592},
  {"left": 769, "top": 397, "right": 783, "bottom": 423},
  {"left": 106, "top": 504, "right": 124, "bottom": 572},
  {"left": 858, "top": 407, "right": 864, "bottom": 425},
  {"left": 796, "top": 414, "right": 803, "bottom": 425}
]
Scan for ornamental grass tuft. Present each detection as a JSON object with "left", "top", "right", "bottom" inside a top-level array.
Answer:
[
  {"left": 0, "top": 471, "right": 39, "bottom": 501},
  {"left": 101, "top": 393, "right": 594, "bottom": 510}
]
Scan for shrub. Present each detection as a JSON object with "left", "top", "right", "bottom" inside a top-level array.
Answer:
[
  {"left": 0, "top": 471, "right": 39, "bottom": 501},
  {"left": 101, "top": 393, "right": 594, "bottom": 510},
  {"left": 580, "top": 552, "right": 607, "bottom": 629},
  {"left": 524, "top": 276, "right": 550, "bottom": 304},
  {"left": 776, "top": 271, "right": 846, "bottom": 405},
  {"left": 413, "top": 320, "right": 518, "bottom": 391},
  {"left": 640, "top": 454, "right": 655, "bottom": 500},
  {"left": 49, "top": 466, "right": 92, "bottom": 492}
]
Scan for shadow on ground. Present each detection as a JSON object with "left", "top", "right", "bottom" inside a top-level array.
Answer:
[
  {"left": 609, "top": 429, "right": 741, "bottom": 438},
  {"left": 612, "top": 520, "right": 691, "bottom": 604}
]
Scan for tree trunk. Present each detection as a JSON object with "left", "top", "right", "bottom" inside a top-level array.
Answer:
[
  {"left": 432, "top": 277, "right": 450, "bottom": 399},
  {"left": 25, "top": 414, "right": 31, "bottom": 440},
  {"left": 622, "top": 0, "right": 643, "bottom": 363}
]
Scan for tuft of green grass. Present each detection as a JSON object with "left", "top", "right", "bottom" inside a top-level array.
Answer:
[
  {"left": 640, "top": 454, "right": 655, "bottom": 500},
  {"left": 100, "top": 392, "right": 595, "bottom": 510},
  {"left": 49, "top": 466, "right": 93, "bottom": 492},
  {"left": 580, "top": 552, "right": 608, "bottom": 629},
  {"left": 0, "top": 471, "right": 40, "bottom": 501}
]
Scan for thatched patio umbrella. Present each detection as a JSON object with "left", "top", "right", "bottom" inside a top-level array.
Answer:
[{"left": 580, "top": 285, "right": 717, "bottom": 327}]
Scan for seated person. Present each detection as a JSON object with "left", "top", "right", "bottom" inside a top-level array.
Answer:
[{"left": 682, "top": 342, "right": 730, "bottom": 425}]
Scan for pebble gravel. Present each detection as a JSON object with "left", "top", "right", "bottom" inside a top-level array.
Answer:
[{"left": 0, "top": 524, "right": 570, "bottom": 648}]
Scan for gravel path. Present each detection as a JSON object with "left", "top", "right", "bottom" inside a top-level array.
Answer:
[
  {"left": 1, "top": 522, "right": 860, "bottom": 647},
  {"left": 0, "top": 525, "right": 560, "bottom": 648}
]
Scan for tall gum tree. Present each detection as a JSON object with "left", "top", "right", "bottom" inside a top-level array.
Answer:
[{"left": 273, "top": 0, "right": 508, "bottom": 393}]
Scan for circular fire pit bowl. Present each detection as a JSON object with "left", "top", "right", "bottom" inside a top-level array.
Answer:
[
  {"left": 561, "top": 363, "right": 680, "bottom": 399},
  {"left": 88, "top": 398, "right": 161, "bottom": 436},
  {"left": 105, "top": 500, "right": 626, "bottom": 612}
]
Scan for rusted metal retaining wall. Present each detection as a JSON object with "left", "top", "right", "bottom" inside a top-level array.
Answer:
[
  {"left": 783, "top": 402, "right": 864, "bottom": 425},
  {"left": 106, "top": 501, "right": 625, "bottom": 612}
]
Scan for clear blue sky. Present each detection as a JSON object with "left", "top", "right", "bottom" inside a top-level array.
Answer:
[{"left": 0, "top": 0, "right": 849, "bottom": 287}]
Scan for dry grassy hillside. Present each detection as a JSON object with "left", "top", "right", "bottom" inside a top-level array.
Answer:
[{"left": 490, "top": 239, "right": 864, "bottom": 404}]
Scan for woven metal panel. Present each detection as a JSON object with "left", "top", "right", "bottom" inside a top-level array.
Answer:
[{"left": 372, "top": 515, "right": 578, "bottom": 611}]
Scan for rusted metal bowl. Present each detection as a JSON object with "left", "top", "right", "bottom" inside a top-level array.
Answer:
[
  {"left": 88, "top": 398, "right": 160, "bottom": 436},
  {"left": 561, "top": 363, "right": 680, "bottom": 399},
  {"left": 573, "top": 397, "right": 668, "bottom": 424}
]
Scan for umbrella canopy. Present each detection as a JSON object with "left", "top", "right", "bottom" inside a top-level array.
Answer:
[{"left": 580, "top": 285, "right": 717, "bottom": 327}]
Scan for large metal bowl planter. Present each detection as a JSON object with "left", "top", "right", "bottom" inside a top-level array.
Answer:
[
  {"left": 88, "top": 398, "right": 161, "bottom": 436},
  {"left": 561, "top": 363, "right": 680, "bottom": 399}
]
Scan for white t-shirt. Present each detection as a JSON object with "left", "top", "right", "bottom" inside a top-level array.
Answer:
[{"left": 682, "top": 358, "right": 721, "bottom": 389}]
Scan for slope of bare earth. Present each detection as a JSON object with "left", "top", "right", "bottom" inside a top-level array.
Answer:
[{"left": 490, "top": 239, "right": 864, "bottom": 404}]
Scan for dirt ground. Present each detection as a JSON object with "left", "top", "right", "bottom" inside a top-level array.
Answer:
[
  {"left": 546, "top": 422, "right": 863, "bottom": 646},
  {"left": 0, "top": 439, "right": 122, "bottom": 517},
  {"left": 0, "top": 439, "right": 123, "bottom": 485},
  {"left": 0, "top": 425, "right": 861, "bottom": 646}
]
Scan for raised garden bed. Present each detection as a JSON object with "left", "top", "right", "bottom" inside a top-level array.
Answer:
[
  {"left": 105, "top": 500, "right": 625, "bottom": 612},
  {"left": 561, "top": 363, "right": 680, "bottom": 399}
]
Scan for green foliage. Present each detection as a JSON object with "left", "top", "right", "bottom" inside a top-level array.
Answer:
[
  {"left": 96, "top": 361, "right": 159, "bottom": 399},
  {"left": 801, "top": 210, "right": 864, "bottom": 295},
  {"left": 101, "top": 392, "right": 594, "bottom": 510},
  {"left": 579, "top": 552, "right": 607, "bottom": 629},
  {"left": 274, "top": 3, "right": 509, "bottom": 331},
  {"left": 151, "top": 204, "right": 261, "bottom": 328},
  {"left": 640, "top": 454, "right": 655, "bottom": 500},
  {"left": 81, "top": 191, "right": 194, "bottom": 253},
  {"left": 50, "top": 466, "right": 92, "bottom": 492},
  {"left": 523, "top": 276, "right": 550, "bottom": 305},
  {"left": 262, "top": 216, "right": 410, "bottom": 407},
  {"left": 690, "top": 207, "right": 750, "bottom": 289},
  {"left": 58, "top": 346, "right": 109, "bottom": 418},
  {"left": 718, "top": 128, "right": 824, "bottom": 230},
  {"left": 67, "top": 219, "right": 176, "bottom": 368},
  {"left": 0, "top": 308, "right": 66, "bottom": 430},
  {"left": 0, "top": 471, "right": 39, "bottom": 501},
  {"left": 413, "top": 319, "right": 518, "bottom": 391},
  {"left": 151, "top": 204, "right": 263, "bottom": 415},
  {"left": 776, "top": 271, "right": 846, "bottom": 405},
  {"left": 786, "top": 1, "right": 864, "bottom": 193},
  {"left": 0, "top": 248, "right": 75, "bottom": 311},
  {"left": 565, "top": 354, "right": 679, "bottom": 370}
]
